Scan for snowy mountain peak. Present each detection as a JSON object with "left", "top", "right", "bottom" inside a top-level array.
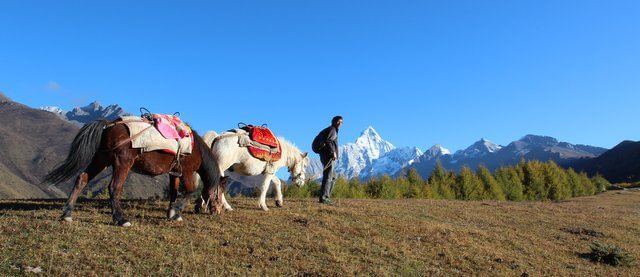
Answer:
[
  {"left": 360, "top": 146, "right": 424, "bottom": 179},
  {"left": 454, "top": 138, "right": 502, "bottom": 158},
  {"left": 40, "top": 106, "right": 65, "bottom": 115},
  {"left": 354, "top": 126, "right": 395, "bottom": 154},
  {"left": 335, "top": 126, "right": 396, "bottom": 179},
  {"left": 426, "top": 144, "right": 451, "bottom": 157},
  {"left": 65, "top": 101, "right": 130, "bottom": 125}
]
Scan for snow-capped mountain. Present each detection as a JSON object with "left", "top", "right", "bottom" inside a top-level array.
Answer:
[
  {"left": 333, "top": 126, "right": 423, "bottom": 179},
  {"left": 404, "top": 135, "right": 608, "bottom": 178},
  {"left": 40, "top": 106, "right": 65, "bottom": 115},
  {"left": 66, "top": 101, "right": 130, "bottom": 125},
  {"left": 453, "top": 138, "right": 502, "bottom": 159},
  {"left": 304, "top": 158, "right": 324, "bottom": 180},
  {"left": 41, "top": 101, "right": 131, "bottom": 126},
  {"left": 335, "top": 127, "right": 396, "bottom": 179},
  {"left": 360, "top": 146, "right": 423, "bottom": 179},
  {"left": 424, "top": 144, "right": 451, "bottom": 159}
]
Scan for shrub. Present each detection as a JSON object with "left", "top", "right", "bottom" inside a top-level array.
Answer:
[
  {"left": 586, "top": 242, "right": 635, "bottom": 266},
  {"left": 591, "top": 175, "right": 610, "bottom": 193}
]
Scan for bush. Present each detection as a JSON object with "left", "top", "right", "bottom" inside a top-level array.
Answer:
[
  {"left": 586, "top": 242, "right": 635, "bottom": 266},
  {"left": 591, "top": 175, "right": 610, "bottom": 193}
]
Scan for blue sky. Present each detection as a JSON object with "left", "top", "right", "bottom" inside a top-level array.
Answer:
[{"left": 1, "top": 1, "right": 639, "bottom": 154}]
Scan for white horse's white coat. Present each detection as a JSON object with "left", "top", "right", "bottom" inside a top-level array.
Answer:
[{"left": 201, "top": 130, "right": 308, "bottom": 211}]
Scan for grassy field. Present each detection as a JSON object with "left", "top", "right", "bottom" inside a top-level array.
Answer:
[{"left": 0, "top": 191, "right": 638, "bottom": 275}]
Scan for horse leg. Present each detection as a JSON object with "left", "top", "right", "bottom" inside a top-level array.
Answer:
[
  {"left": 109, "top": 157, "right": 134, "bottom": 227},
  {"left": 167, "top": 176, "right": 181, "bottom": 221},
  {"left": 273, "top": 178, "right": 283, "bottom": 208},
  {"left": 61, "top": 156, "right": 108, "bottom": 222},
  {"left": 168, "top": 171, "right": 198, "bottom": 221},
  {"left": 258, "top": 175, "right": 272, "bottom": 211},
  {"left": 221, "top": 189, "right": 234, "bottom": 211}
]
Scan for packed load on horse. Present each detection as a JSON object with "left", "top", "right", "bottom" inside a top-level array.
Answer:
[{"left": 42, "top": 110, "right": 224, "bottom": 227}]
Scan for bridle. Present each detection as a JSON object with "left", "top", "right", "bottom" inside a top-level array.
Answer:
[{"left": 288, "top": 165, "right": 305, "bottom": 185}]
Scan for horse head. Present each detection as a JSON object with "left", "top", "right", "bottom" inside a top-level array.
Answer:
[{"left": 289, "top": 152, "right": 309, "bottom": 187}]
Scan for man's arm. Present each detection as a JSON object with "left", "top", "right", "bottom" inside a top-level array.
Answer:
[{"left": 326, "top": 127, "right": 338, "bottom": 159}]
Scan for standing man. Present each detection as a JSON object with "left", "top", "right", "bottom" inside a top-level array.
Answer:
[{"left": 312, "top": 116, "right": 343, "bottom": 204}]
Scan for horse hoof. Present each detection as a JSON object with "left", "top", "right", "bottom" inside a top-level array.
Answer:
[
  {"left": 120, "top": 221, "right": 132, "bottom": 227},
  {"left": 167, "top": 209, "right": 177, "bottom": 219},
  {"left": 169, "top": 214, "right": 183, "bottom": 221},
  {"left": 260, "top": 205, "right": 269, "bottom": 212},
  {"left": 62, "top": 216, "right": 73, "bottom": 223},
  {"left": 225, "top": 206, "right": 234, "bottom": 211},
  {"left": 275, "top": 200, "right": 283, "bottom": 208}
]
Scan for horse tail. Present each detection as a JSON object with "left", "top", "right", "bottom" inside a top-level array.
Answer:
[
  {"left": 43, "top": 120, "right": 109, "bottom": 185},
  {"left": 202, "top": 131, "right": 218, "bottom": 148},
  {"left": 192, "top": 130, "right": 222, "bottom": 193}
]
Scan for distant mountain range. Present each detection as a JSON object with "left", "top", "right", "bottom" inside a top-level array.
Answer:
[
  {"left": 331, "top": 126, "right": 609, "bottom": 181},
  {"left": 40, "top": 101, "right": 130, "bottom": 126},
  {"left": 403, "top": 134, "right": 607, "bottom": 178}
]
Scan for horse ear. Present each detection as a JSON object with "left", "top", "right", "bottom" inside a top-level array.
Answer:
[{"left": 301, "top": 152, "right": 308, "bottom": 158}]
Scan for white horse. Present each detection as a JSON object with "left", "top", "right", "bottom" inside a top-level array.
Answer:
[{"left": 199, "top": 130, "right": 308, "bottom": 211}]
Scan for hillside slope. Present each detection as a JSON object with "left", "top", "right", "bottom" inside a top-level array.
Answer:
[
  {"left": 567, "top": 140, "right": 640, "bottom": 183},
  {"left": 0, "top": 191, "right": 638, "bottom": 275},
  {"left": 0, "top": 94, "right": 166, "bottom": 199}
]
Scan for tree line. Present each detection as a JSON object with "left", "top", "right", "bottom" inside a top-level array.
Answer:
[{"left": 284, "top": 160, "right": 611, "bottom": 201}]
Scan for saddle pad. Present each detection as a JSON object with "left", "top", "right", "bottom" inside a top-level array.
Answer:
[
  {"left": 121, "top": 116, "right": 193, "bottom": 155},
  {"left": 249, "top": 126, "right": 279, "bottom": 148},
  {"left": 245, "top": 126, "right": 282, "bottom": 162},
  {"left": 152, "top": 114, "right": 192, "bottom": 140}
]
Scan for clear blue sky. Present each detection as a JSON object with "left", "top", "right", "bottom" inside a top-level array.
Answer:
[{"left": 1, "top": 1, "right": 638, "bottom": 153}]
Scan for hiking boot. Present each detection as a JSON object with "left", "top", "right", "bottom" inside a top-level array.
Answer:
[{"left": 320, "top": 199, "right": 334, "bottom": 205}]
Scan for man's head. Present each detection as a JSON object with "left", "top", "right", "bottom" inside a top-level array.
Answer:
[{"left": 331, "top": 116, "right": 343, "bottom": 129}]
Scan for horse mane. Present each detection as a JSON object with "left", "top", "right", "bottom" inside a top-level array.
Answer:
[
  {"left": 191, "top": 129, "right": 219, "bottom": 191},
  {"left": 278, "top": 137, "right": 302, "bottom": 166}
]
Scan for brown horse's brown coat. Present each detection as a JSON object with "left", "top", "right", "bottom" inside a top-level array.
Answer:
[{"left": 61, "top": 121, "right": 223, "bottom": 226}]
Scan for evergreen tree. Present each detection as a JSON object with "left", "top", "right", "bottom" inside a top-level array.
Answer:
[
  {"left": 404, "top": 168, "right": 424, "bottom": 198},
  {"left": 494, "top": 167, "right": 524, "bottom": 201},
  {"left": 542, "top": 161, "right": 571, "bottom": 200},
  {"left": 477, "top": 165, "right": 506, "bottom": 200},
  {"left": 348, "top": 178, "right": 367, "bottom": 198},
  {"left": 566, "top": 168, "right": 586, "bottom": 197},
  {"left": 579, "top": 172, "right": 596, "bottom": 196},
  {"left": 428, "top": 162, "right": 456, "bottom": 199},
  {"left": 456, "top": 167, "right": 485, "bottom": 200},
  {"left": 522, "top": 161, "right": 547, "bottom": 200}
]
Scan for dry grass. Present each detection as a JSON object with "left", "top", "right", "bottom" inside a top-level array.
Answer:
[{"left": 0, "top": 191, "right": 639, "bottom": 276}]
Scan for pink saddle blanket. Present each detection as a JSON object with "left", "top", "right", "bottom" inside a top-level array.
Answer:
[{"left": 152, "top": 114, "right": 192, "bottom": 140}]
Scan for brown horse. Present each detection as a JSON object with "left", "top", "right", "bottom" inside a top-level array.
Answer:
[{"left": 43, "top": 119, "right": 224, "bottom": 227}]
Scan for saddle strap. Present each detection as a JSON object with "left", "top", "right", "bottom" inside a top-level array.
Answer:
[{"left": 110, "top": 125, "right": 155, "bottom": 151}]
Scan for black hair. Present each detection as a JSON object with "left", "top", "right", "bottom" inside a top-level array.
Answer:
[{"left": 331, "top": 116, "right": 343, "bottom": 126}]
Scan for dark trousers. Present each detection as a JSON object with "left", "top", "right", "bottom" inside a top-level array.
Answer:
[{"left": 320, "top": 155, "right": 335, "bottom": 202}]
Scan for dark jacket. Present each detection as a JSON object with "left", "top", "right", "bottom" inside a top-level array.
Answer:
[{"left": 317, "top": 125, "right": 339, "bottom": 160}]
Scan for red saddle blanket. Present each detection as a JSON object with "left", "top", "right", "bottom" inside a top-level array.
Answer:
[
  {"left": 245, "top": 125, "right": 282, "bottom": 162},
  {"left": 152, "top": 114, "right": 192, "bottom": 141}
]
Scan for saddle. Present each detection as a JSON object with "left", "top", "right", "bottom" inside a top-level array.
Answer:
[
  {"left": 151, "top": 114, "right": 192, "bottom": 141},
  {"left": 240, "top": 124, "right": 282, "bottom": 163}
]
